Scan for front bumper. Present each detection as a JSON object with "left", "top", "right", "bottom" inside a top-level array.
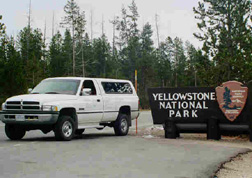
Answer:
[{"left": 0, "top": 110, "right": 59, "bottom": 125}]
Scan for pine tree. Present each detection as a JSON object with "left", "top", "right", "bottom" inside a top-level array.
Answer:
[
  {"left": 138, "top": 23, "right": 155, "bottom": 108},
  {"left": 0, "top": 37, "right": 26, "bottom": 99},
  {"left": 116, "top": 0, "right": 140, "bottom": 82},
  {"left": 17, "top": 27, "right": 45, "bottom": 87},
  {"left": 0, "top": 15, "right": 5, "bottom": 38},
  {"left": 62, "top": 29, "right": 73, "bottom": 76},
  {"left": 194, "top": 0, "right": 252, "bottom": 84},
  {"left": 61, "top": 0, "right": 86, "bottom": 76},
  {"left": 155, "top": 41, "right": 172, "bottom": 87},
  {"left": 49, "top": 31, "right": 63, "bottom": 77},
  {"left": 194, "top": 50, "right": 212, "bottom": 86},
  {"left": 81, "top": 33, "right": 94, "bottom": 77},
  {"left": 92, "top": 35, "right": 111, "bottom": 77},
  {"left": 185, "top": 41, "right": 198, "bottom": 86},
  {"left": 173, "top": 37, "right": 186, "bottom": 87}
]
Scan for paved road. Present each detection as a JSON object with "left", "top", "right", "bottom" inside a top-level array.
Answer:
[{"left": 0, "top": 111, "right": 248, "bottom": 178}]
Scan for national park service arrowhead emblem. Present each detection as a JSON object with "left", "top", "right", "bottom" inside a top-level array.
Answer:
[{"left": 216, "top": 81, "right": 248, "bottom": 122}]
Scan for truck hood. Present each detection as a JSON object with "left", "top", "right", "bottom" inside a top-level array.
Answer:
[{"left": 6, "top": 94, "right": 77, "bottom": 105}]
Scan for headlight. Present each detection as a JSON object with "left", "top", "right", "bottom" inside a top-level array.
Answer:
[
  {"left": 42, "top": 105, "right": 58, "bottom": 111},
  {"left": 1, "top": 103, "right": 6, "bottom": 110}
]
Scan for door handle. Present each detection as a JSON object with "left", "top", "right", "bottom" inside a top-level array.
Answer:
[{"left": 97, "top": 99, "right": 101, "bottom": 102}]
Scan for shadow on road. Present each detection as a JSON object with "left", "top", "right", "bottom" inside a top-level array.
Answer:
[{"left": 5, "top": 133, "right": 120, "bottom": 142}]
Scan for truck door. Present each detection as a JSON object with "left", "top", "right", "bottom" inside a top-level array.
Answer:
[{"left": 77, "top": 79, "right": 103, "bottom": 124}]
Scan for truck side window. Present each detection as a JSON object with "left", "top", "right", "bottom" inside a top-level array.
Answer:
[
  {"left": 81, "top": 80, "right": 97, "bottom": 95},
  {"left": 102, "top": 82, "right": 133, "bottom": 94}
]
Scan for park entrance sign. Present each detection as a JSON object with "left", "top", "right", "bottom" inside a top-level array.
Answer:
[
  {"left": 149, "top": 88, "right": 216, "bottom": 124},
  {"left": 148, "top": 81, "right": 252, "bottom": 141}
]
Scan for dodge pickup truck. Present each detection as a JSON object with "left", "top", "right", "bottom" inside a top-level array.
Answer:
[{"left": 0, "top": 77, "right": 139, "bottom": 141}]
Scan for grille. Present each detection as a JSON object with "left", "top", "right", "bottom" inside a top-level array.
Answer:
[
  {"left": 23, "top": 106, "right": 40, "bottom": 110},
  {"left": 6, "top": 106, "right": 21, "bottom": 109},
  {"left": 23, "top": 101, "right": 39, "bottom": 105},
  {"left": 6, "top": 101, "right": 40, "bottom": 110},
  {"left": 7, "top": 101, "right": 21, "bottom": 105}
]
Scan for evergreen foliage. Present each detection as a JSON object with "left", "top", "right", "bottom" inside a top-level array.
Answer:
[
  {"left": 61, "top": 0, "right": 86, "bottom": 76},
  {"left": 0, "top": 15, "right": 5, "bottom": 37},
  {"left": 193, "top": 0, "right": 252, "bottom": 85}
]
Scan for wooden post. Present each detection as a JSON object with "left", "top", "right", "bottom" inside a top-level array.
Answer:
[
  {"left": 164, "top": 119, "right": 177, "bottom": 139},
  {"left": 207, "top": 116, "right": 220, "bottom": 140}
]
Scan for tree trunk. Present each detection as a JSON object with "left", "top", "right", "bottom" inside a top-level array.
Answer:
[{"left": 72, "top": 23, "right": 75, "bottom": 76}]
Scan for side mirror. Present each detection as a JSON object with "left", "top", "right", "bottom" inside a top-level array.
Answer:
[
  {"left": 81, "top": 88, "right": 92, "bottom": 96},
  {"left": 28, "top": 88, "right": 33, "bottom": 94}
]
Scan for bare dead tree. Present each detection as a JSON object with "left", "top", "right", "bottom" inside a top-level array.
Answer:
[
  {"left": 43, "top": 19, "right": 47, "bottom": 61},
  {"left": 52, "top": 11, "right": 55, "bottom": 37},
  {"left": 101, "top": 14, "right": 104, "bottom": 36},
  {"left": 90, "top": 9, "right": 93, "bottom": 42},
  {"left": 27, "top": 0, "right": 32, "bottom": 61},
  {"left": 110, "top": 15, "right": 118, "bottom": 57},
  {"left": 155, "top": 13, "right": 160, "bottom": 49}
]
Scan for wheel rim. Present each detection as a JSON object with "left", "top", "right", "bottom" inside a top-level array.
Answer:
[
  {"left": 121, "top": 119, "right": 128, "bottom": 133},
  {"left": 62, "top": 121, "right": 73, "bottom": 138}
]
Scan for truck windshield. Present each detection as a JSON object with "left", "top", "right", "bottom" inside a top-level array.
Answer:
[{"left": 31, "top": 79, "right": 80, "bottom": 95}]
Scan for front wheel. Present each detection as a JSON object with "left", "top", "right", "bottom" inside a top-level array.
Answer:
[
  {"left": 54, "top": 116, "right": 74, "bottom": 141},
  {"left": 114, "top": 114, "right": 129, "bottom": 136},
  {"left": 5, "top": 124, "right": 26, "bottom": 140}
]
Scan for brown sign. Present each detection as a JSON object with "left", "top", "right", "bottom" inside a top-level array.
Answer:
[{"left": 216, "top": 81, "right": 248, "bottom": 122}]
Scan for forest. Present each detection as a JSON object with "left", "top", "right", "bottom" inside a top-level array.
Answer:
[{"left": 0, "top": 0, "right": 251, "bottom": 108}]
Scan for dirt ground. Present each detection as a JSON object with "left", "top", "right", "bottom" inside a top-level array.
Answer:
[{"left": 130, "top": 126, "right": 252, "bottom": 178}]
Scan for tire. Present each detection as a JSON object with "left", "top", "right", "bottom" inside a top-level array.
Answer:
[
  {"left": 54, "top": 116, "right": 75, "bottom": 141},
  {"left": 114, "top": 114, "right": 129, "bottom": 136},
  {"left": 75, "top": 129, "right": 85, "bottom": 136},
  {"left": 5, "top": 124, "right": 26, "bottom": 140}
]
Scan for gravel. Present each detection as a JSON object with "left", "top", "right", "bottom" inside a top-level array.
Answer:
[{"left": 215, "top": 152, "right": 252, "bottom": 178}]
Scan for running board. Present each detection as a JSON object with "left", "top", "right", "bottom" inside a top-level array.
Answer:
[{"left": 78, "top": 125, "right": 105, "bottom": 129}]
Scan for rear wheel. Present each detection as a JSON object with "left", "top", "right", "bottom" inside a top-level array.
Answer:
[
  {"left": 114, "top": 114, "right": 129, "bottom": 136},
  {"left": 54, "top": 116, "right": 74, "bottom": 141},
  {"left": 5, "top": 124, "right": 26, "bottom": 140}
]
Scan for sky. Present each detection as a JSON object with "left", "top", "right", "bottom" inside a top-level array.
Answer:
[{"left": 0, "top": 0, "right": 203, "bottom": 48}]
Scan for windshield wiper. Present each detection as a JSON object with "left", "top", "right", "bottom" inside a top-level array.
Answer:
[
  {"left": 45, "top": 92, "right": 60, "bottom": 94},
  {"left": 31, "top": 92, "right": 40, "bottom": 94}
]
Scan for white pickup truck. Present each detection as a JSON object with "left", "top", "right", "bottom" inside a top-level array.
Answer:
[{"left": 0, "top": 77, "right": 139, "bottom": 141}]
